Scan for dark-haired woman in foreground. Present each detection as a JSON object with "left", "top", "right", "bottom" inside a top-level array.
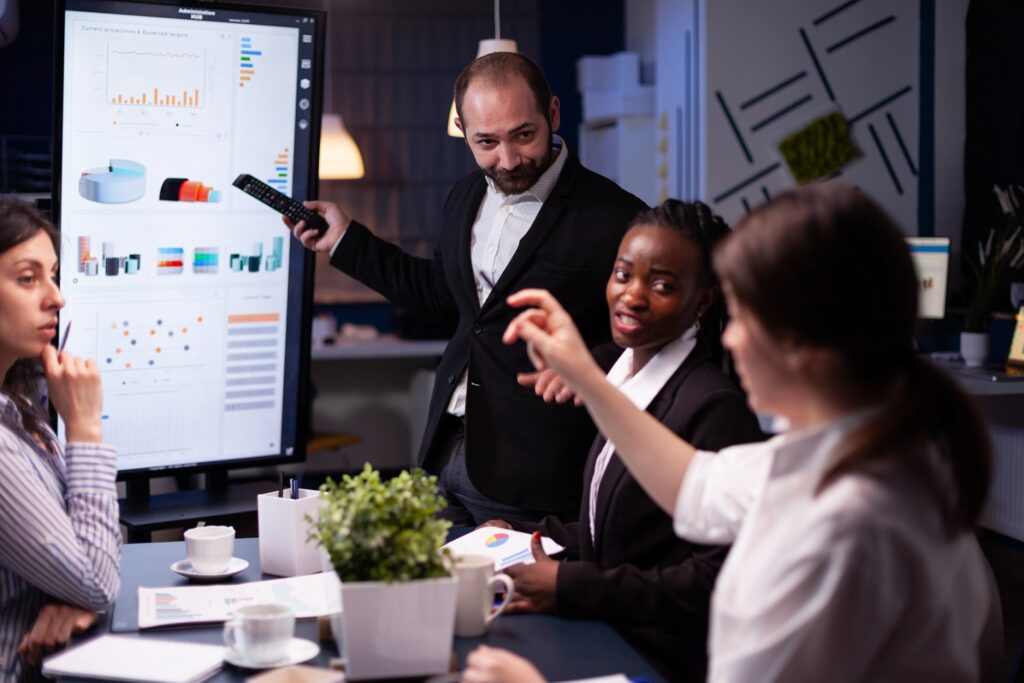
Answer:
[
  {"left": 466, "top": 183, "right": 993, "bottom": 682},
  {"left": 0, "top": 199, "right": 120, "bottom": 682}
]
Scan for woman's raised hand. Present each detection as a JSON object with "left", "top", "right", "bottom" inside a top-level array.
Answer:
[
  {"left": 517, "top": 368, "right": 582, "bottom": 406},
  {"left": 41, "top": 345, "right": 103, "bottom": 444},
  {"left": 503, "top": 289, "right": 602, "bottom": 397}
]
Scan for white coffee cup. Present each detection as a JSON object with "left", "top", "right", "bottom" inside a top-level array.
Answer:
[
  {"left": 223, "top": 603, "right": 295, "bottom": 665},
  {"left": 184, "top": 525, "right": 235, "bottom": 574},
  {"left": 454, "top": 554, "right": 514, "bottom": 637}
]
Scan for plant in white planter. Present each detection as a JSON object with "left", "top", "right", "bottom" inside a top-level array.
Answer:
[{"left": 310, "top": 465, "right": 456, "bottom": 680}]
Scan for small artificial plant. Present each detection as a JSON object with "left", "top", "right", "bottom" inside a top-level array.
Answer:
[
  {"left": 777, "top": 111, "right": 860, "bottom": 184},
  {"left": 964, "top": 185, "right": 1024, "bottom": 332},
  {"left": 311, "top": 464, "right": 452, "bottom": 583}
]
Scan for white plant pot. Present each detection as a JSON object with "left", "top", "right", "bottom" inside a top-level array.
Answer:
[
  {"left": 960, "top": 331, "right": 989, "bottom": 368},
  {"left": 334, "top": 576, "right": 457, "bottom": 680}
]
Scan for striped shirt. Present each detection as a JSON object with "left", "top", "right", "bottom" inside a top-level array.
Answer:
[{"left": 0, "top": 392, "right": 120, "bottom": 682}]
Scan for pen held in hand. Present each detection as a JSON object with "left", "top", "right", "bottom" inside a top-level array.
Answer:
[{"left": 58, "top": 320, "right": 72, "bottom": 353}]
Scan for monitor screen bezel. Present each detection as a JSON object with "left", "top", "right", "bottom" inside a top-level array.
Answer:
[{"left": 52, "top": 0, "right": 325, "bottom": 480}]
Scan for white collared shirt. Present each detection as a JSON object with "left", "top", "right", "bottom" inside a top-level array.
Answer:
[
  {"left": 675, "top": 414, "right": 990, "bottom": 682},
  {"left": 588, "top": 327, "right": 697, "bottom": 543},
  {"left": 446, "top": 136, "right": 569, "bottom": 417}
]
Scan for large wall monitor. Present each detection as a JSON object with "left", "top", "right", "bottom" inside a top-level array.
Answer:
[
  {"left": 906, "top": 237, "right": 950, "bottom": 320},
  {"left": 54, "top": 0, "right": 324, "bottom": 476}
]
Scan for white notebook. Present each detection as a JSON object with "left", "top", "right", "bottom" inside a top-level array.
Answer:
[{"left": 42, "top": 635, "right": 224, "bottom": 683}]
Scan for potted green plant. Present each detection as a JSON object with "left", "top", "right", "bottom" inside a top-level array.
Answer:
[
  {"left": 962, "top": 185, "right": 1024, "bottom": 366},
  {"left": 310, "top": 464, "right": 456, "bottom": 680}
]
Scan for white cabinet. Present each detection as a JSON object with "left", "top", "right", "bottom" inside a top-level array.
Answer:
[{"left": 579, "top": 116, "right": 658, "bottom": 206}]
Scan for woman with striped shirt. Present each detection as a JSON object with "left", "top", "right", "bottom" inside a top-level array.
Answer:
[{"left": 0, "top": 199, "right": 120, "bottom": 682}]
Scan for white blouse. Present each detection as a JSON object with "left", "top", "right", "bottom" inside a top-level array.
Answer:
[
  {"left": 588, "top": 327, "right": 697, "bottom": 543},
  {"left": 675, "top": 413, "right": 990, "bottom": 682}
]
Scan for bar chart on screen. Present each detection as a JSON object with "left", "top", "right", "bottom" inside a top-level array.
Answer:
[
  {"left": 67, "top": 18, "right": 234, "bottom": 130},
  {"left": 106, "top": 46, "right": 205, "bottom": 108}
]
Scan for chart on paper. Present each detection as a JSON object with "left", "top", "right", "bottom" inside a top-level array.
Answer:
[{"left": 138, "top": 574, "right": 341, "bottom": 629}]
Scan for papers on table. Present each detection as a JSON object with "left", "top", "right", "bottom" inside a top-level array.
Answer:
[
  {"left": 443, "top": 526, "right": 565, "bottom": 570},
  {"left": 138, "top": 572, "right": 341, "bottom": 629},
  {"left": 42, "top": 635, "right": 224, "bottom": 683}
]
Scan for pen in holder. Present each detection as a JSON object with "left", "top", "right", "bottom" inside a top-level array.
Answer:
[{"left": 257, "top": 488, "right": 325, "bottom": 577}]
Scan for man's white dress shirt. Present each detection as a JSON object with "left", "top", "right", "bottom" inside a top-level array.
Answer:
[
  {"left": 446, "top": 137, "right": 568, "bottom": 417},
  {"left": 675, "top": 413, "right": 991, "bottom": 682}
]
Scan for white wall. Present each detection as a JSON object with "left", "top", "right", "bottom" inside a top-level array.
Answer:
[{"left": 632, "top": 0, "right": 968, "bottom": 243}]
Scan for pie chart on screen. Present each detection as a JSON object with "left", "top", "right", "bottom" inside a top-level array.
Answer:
[
  {"left": 79, "top": 159, "right": 146, "bottom": 203},
  {"left": 484, "top": 533, "right": 509, "bottom": 548}
]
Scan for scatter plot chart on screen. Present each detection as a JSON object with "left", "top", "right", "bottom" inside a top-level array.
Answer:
[
  {"left": 77, "top": 297, "right": 225, "bottom": 469},
  {"left": 101, "top": 313, "right": 208, "bottom": 370}
]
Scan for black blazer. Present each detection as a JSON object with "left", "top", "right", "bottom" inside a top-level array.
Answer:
[
  {"left": 515, "top": 343, "right": 764, "bottom": 682},
  {"left": 330, "top": 150, "right": 646, "bottom": 514}
]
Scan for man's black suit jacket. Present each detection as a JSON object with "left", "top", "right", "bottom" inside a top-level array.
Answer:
[
  {"left": 329, "top": 150, "right": 646, "bottom": 514},
  {"left": 515, "top": 343, "right": 765, "bottom": 682}
]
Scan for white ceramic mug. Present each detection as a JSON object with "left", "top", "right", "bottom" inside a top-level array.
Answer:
[
  {"left": 223, "top": 603, "right": 295, "bottom": 665},
  {"left": 184, "top": 525, "right": 235, "bottom": 574},
  {"left": 454, "top": 554, "right": 514, "bottom": 637}
]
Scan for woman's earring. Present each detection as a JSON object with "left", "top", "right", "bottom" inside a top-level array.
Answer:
[{"left": 694, "top": 315, "right": 702, "bottom": 332}]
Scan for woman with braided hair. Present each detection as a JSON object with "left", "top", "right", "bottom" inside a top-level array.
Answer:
[{"left": 481, "top": 199, "right": 764, "bottom": 681}]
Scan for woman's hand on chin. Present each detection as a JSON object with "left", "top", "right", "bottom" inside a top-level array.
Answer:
[{"left": 41, "top": 345, "right": 103, "bottom": 443}]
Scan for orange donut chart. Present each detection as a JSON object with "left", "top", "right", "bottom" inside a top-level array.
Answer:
[{"left": 159, "top": 177, "right": 222, "bottom": 203}]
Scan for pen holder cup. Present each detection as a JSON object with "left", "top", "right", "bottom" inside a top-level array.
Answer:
[{"left": 257, "top": 489, "right": 325, "bottom": 577}]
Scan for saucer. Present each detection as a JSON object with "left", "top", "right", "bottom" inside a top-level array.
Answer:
[
  {"left": 170, "top": 557, "right": 249, "bottom": 581},
  {"left": 224, "top": 637, "right": 320, "bottom": 669}
]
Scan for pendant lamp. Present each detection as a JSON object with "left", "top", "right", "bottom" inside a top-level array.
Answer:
[
  {"left": 447, "top": 0, "right": 518, "bottom": 138},
  {"left": 319, "top": 5, "right": 365, "bottom": 179}
]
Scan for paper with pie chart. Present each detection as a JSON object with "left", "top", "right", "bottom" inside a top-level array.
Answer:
[{"left": 442, "top": 526, "right": 565, "bottom": 570}]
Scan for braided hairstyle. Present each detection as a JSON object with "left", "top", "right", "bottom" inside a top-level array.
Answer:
[
  {"left": 0, "top": 199, "right": 58, "bottom": 446},
  {"left": 628, "top": 199, "right": 733, "bottom": 368}
]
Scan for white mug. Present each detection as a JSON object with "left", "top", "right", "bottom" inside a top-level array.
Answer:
[
  {"left": 223, "top": 603, "right": 295, "bottom": 665},
  {"left": 184, "top": 525, "right": 235, "bottom": 574},
  {"left": 454, "top": 554, "right": 514, "bottom": 637}
]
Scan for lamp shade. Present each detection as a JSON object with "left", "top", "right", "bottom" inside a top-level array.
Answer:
[
  {"left": 319, "top": 113, "right": 364, "bottom": 179},
  {"left": 447, "top": 38, "right": 519, "bottom": 138}
]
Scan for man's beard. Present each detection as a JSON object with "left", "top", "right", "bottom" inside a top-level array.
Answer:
[{"left": 483, "top": 139, "right": 556, "bottom": 195}]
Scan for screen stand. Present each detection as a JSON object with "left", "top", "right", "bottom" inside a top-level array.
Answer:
[{"left": 119, "top": 472, "right": 271, "bottom": 543}]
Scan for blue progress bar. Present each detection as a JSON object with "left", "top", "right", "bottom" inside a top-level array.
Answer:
[{"left": 241, "top": 50, "right": 262, "bottom": 56}]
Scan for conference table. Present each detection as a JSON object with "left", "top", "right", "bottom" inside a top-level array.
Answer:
[{"left": 58, "top": 538, "right": 667, "bottom": 682}]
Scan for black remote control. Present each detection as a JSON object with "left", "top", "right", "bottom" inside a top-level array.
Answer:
[{"left": 232, "top": 174, "right": 329, "bottom": 236}]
